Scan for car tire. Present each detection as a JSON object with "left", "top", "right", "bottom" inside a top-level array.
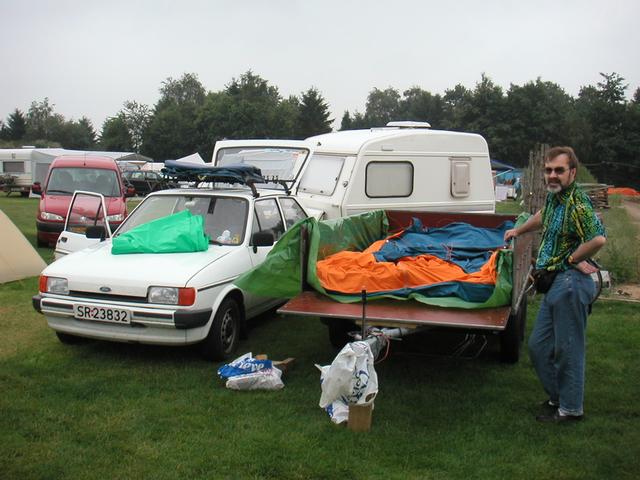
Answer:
[
  {"left": 201, "top": 298, "right": 241, "bottom": 361},
  {"left": 55, "top": 332, "right": 85, "bottom": 345},
  {"left": 37, "top": 236, "right": 48, "bottom": 248}
]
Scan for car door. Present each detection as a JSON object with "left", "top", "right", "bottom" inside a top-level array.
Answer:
[
  {"left": 54, "top": 191, "right": 112, "bottom": 260},
  {"left": 249, "top": 198, "right": 285, "bottom": 268}
]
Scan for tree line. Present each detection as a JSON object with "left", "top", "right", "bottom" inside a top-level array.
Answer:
[{"left": 1, "top": 71, "right": 639, "bottom": 189}]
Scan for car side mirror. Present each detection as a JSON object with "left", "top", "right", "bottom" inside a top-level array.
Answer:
[
  {"left": 31, "top": 182, "right": 42, "bottom": 196},
  {"left": 251, "top": 231, "right": 274, "bottom": 252},
  {"left": 125, "top": 185, "right": 136, "bottom": 197},
  {"left": 86, "top": 225, "right": 106, "bottom": 240}
]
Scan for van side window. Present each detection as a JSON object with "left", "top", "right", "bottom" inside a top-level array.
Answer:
[
  {"left": 279, "top": 197, "right": 307, "bottom": 228},
  {"left": 253, "top": 198, "right": 285, "bottom": 241},
  {"left": 365, "top": 161, "right": 413, "bottom": 198},
  {"left": 298, "top": 155, "right": 345, "bottom": 195}
]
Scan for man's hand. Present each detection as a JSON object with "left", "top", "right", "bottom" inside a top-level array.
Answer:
[
  {"left": 504, "top": 229, "right": 518, "bottom": 242},
  {"left": 574, "top": 260, "right": 599, "bottom": 275}
]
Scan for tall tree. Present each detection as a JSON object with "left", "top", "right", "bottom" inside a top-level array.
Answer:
[
  {"left": 142, "top": 73, "right": 207, "bottom": 160},
  {"left": 25, "top": 97, "right": 55, "bottom": 140},
  {"left": 340, "top": 111, "right": 353, "bottom": 131},
  {"left": 122, "top": 101, "right": 151, "bottom": 152},
  {"left": 100, "top": 115, "right": 133, "bottom": 151},
  {"left": 363, "top": 87, "right": 401, "bottom": 126},
  {"left": 398, "top": 87, "right": 445, "bottom": 127},
  {"left": 5, "top": 109, "right": 27, "bottom": 141},
  {"left": 295, "top": 87, "right": 332, "bottom": 139},
  {"left": 502, "top": 79, "right": 573, "bottom": 166}
]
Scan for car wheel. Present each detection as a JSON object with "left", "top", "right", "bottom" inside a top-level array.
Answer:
[
  {"left": 201, "top": 298, "right": 241, "bottom": 361},
  {"left": 37, "top": 235, "right": 48, "bottom": 248},
  {"left": 55, "top": 332, "right": 86, "bottom": 345}
]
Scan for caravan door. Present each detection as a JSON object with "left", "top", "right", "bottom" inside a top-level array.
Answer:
[{"left": 54, "top": 191, "right": 112, "bottom": 260}]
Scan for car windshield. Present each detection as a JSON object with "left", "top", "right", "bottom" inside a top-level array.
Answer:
[
  {"left": 216, "top": 147, "right": 309, "bottom": 189},
  {"left": 116, "top": 194, "right": 249, "bottom": 246},
  {"left": 46, "top": 167, "right": 121, "bottom": 197}
]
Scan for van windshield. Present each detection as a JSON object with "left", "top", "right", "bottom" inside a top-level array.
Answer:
[
  {"left": 46, "top": 167, "right": 121, "bottom": 197},
  {"left": 216, "top": 147, "right": 309, "bottom": 188}
]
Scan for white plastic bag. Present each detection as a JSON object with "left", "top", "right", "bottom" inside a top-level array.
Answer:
[
  {"left": 317, "top": 341, "right": 378, "bottom": 424},
  {"left": 226, "top": 366, "right": 284, "bottom": 391}
]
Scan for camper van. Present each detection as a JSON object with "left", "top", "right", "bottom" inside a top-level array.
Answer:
[{"left": 212, "top": 122, "right": 496, "bottom": 219}]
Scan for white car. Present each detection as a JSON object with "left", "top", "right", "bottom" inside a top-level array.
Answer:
[{"left": 33, "top": 183, "right": 308, "bottom": 360}]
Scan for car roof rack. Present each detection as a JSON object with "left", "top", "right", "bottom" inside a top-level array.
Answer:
[{"left": 162, "top": 162, "right": 267, "bottom": 197}]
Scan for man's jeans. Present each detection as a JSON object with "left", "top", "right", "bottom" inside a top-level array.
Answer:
[{"left": 528, "top": 268, "right": 596, "bottom": 416}]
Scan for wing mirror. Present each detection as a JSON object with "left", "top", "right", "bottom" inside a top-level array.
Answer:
[
  {"left": 251, "top": 231, "right": 274, "bottom": 252},
  {"left": 31, "top": 182, "right": 42, "bottom": 196},
  {"left": 86, "top": 225, "right": 106, "bottom": 240}
]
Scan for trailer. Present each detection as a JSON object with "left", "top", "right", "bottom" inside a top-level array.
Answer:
[{"left": 276, "top": 210, "right": 534, "bottom": 363}]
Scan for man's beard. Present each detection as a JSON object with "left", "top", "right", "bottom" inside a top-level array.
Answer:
[{"left": 546, "top": 182, "right": 562, "bottom": 193}]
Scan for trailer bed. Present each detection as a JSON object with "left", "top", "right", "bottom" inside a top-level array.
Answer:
[{"left": 278, "top": 291, "right": 511, "bottom": 331}]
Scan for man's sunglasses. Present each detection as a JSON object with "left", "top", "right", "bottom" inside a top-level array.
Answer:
[{"left": 544, "top": 166, "right": 572, "bottom": 175}]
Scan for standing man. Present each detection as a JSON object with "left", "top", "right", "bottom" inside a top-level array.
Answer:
[{"left": 504, "top": 146, "right": 606, "bottom": 423}]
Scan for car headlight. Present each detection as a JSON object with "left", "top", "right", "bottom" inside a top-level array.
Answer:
[
  {"left": 107, "top": 213, "right": 124, "bottom": 222},
  {"left": 40, "top": 275, "right": 69, "bottom": 295},
  {"left": 147, "top": 286, "right": 196, "bottom": 306},
  {"left": 41, "top": 211, "right": 64, "bottom": 221}
]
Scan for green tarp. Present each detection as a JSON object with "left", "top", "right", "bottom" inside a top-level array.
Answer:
[
  {"left": 235, "top": 210, "right": 519, "bottom": 309},
  {"left": 111, "top": 210, "right": 209, "bottom": 255}
]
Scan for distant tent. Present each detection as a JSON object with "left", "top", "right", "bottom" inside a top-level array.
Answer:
[
  {"left": 490, "top": 159, "right": 515, "bottom": 171},
  {"left": 0, "top": 210, "right": 46, "bottom": 283}
]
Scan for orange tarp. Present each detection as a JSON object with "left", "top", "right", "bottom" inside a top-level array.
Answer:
[
  {"left": 317, "top": 245, "right": 500, "bottom": 294},
  {"left": 608, "top": 187, "right": 640, "bottom": 196}
]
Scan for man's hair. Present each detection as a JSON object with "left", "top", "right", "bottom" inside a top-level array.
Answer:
[{"left": 545, "top": 146, "right": 579, "bottom": 169}]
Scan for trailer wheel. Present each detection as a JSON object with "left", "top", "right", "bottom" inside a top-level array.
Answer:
[
  {"left": 323, "top": 318, "right": 357, "bottom": 349},
  {"left": 499, "top": 297, "right": 528, "bottom": 363},
  {"left": 201, "top": 298, "right": 240, "bottom": 361}
]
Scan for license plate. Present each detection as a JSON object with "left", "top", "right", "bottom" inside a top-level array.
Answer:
[{"left": 73, "top": 304, "right": 131, "bottom": 324}]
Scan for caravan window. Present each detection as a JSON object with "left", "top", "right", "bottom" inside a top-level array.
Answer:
[
  {"left": 298, "top": 155, "right": 345, "bottom": 195},
  {"left": 366, "top": 161, "right": 413, "bottom": 198},
  {"left": 2, "top": 161, "right": 24, "bottom": 173}
]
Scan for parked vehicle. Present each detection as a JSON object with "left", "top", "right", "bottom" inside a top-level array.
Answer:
[
  {"left": 122, "top": 170, "right": 177, "bottom": 196},
  {"left": 213, "top": 122, "right": 496, "bottom": 220},
  {"left": 32, "top": 156, "right": 134, "bottom": 247},
  {"left": 33, "top": 165, "right": 309, "bottom": 360}
]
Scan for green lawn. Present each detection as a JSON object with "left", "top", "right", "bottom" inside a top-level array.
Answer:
[{"left": 1, "top": 196, "right": 639, "bottom": 479}]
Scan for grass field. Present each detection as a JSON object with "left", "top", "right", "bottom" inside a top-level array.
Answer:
[{"left": 1, "top": 196, "right": 640, "bottom": 479}]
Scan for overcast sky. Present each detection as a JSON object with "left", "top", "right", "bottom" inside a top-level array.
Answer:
[{"left": 1, "top": 0, "right": 639, "bottom": 132}]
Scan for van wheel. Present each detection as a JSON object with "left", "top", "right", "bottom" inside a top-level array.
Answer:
[
  {"left": 55, "top": 332, "right": 85, "bottom": 345},
  {"left": 499, "top": 298, "right": 527, "bottom": 363},
  {"left": 201, "top": 298, "right": 240, "bottom": 361},
  {"left": 37, "top": 236, "right": 48, "bottom": 248},
  {"left": 323, "top": 318, "right": 357, "bottom": 349}
]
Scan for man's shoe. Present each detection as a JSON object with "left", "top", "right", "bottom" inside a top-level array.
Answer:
[
  {"left": 539, "top": 399, "right": 559, "bottom": 413},
  {"left": 536, "top": 411, "right": 583, "bottom": 423}
]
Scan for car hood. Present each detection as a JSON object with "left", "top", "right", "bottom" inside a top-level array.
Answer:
[
  {"left": 42, "top": 194, "right": 124, "bottom": 216},
  {"left": 44, "top": 241, "right": 235, "bottom": 297}
]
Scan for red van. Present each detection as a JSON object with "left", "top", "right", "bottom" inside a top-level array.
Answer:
[{"left": 34, "top": 156, "right": 133, "bottom": 247}]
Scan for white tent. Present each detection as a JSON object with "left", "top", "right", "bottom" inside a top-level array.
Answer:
[{"left": 0, "top": 210, "right": 46, "bottom": 284}]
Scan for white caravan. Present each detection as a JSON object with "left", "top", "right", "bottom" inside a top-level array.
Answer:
[{"left": 212, "top": 123, "right": 496, "bottom": 219}]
